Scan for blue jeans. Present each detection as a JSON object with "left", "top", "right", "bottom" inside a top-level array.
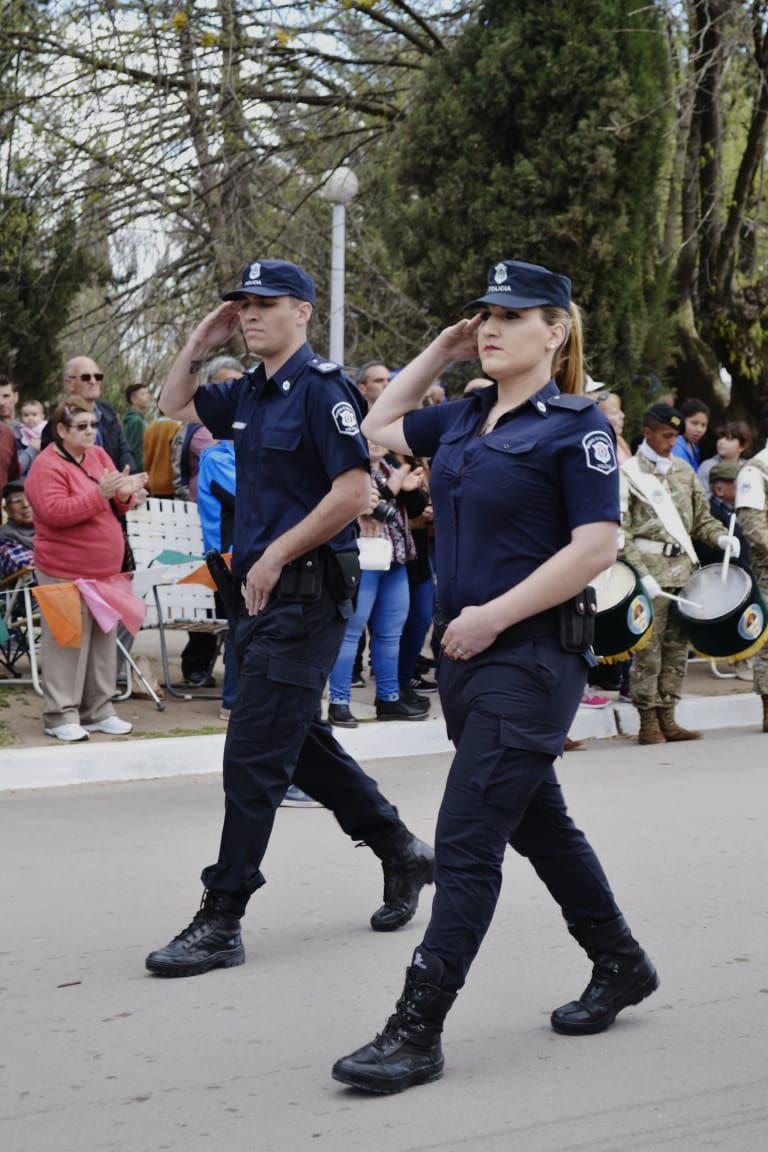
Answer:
[
  {"left": 328, "top": 564, "right": 409, "bottom": 704},
  {"left": 398, "top": 574, "right": 435, "bottom": 688}
]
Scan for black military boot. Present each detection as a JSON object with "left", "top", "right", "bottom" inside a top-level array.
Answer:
[
  {"left": 145, "top": 890, "right": 248, "bottom": 978},
  {"left": 332, "top": 947, "right": 457, "bottom": 1094},
  {"left": 551, "top": 914, "right": 659, "bottom": 1035},
  {"left": 370, "top": 836, "right": 435, "bottom": 932}
]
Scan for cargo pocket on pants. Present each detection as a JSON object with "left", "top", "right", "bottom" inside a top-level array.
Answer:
[{"left": 481, "top": 718, "right": 551, "bottom": 819}]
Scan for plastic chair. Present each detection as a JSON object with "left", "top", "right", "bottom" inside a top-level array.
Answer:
[{"left": 126, "top": 498, "right": 228, "bottom": 699}]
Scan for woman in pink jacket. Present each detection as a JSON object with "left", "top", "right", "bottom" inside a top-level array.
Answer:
[{"left": 25, "top": 397, "right": 148, "bottom": 742}]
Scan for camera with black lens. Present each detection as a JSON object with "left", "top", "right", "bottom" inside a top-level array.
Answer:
[{"left": 371, "top": 499, "right": 398, "bottom": 525}]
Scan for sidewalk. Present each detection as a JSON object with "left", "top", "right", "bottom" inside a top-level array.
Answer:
[{"left": 1, "top": 629, "right": 761, "bottom": 791}]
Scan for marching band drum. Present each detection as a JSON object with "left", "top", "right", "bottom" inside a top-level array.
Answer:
[
  {"left": 675, "top": 564, "right": 768, "bottom": 661},
  {"left": 591, "top": 560, "right": 654, "bottom": 663}
]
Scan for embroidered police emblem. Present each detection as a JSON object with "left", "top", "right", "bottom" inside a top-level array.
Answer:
[
  {"left": 332, "top": 401, "right": 360, "bottom": 436},
  {"left": 582, "top": 430, "right": 617, "bottom": 475},
  {"left": 493, "top": 263, "right": 508, "bottom": 285},
  {"left": 247, "top": 262, "right": 261, "bottom": 282}
]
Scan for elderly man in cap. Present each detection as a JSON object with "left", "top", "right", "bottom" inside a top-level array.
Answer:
[
  {"left": 0, "top": 479, "right": 34, "bottom": 578},
  {"left": 146, "top": 258, "right": 434, "bottom": 978},
  {"left": 619, "top": 403, "right": 737, "bottom": 744},
  {"left": 734, "top": 446, "right": 768, "bottom": 729}
]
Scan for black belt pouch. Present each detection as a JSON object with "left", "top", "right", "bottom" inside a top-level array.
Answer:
[
  {"left": 278, "top": 549, "right": 324, "bottom": 602},
  {"left": 326, "top": 550, "right": 360, "bottom": 620},
  {"left": 558, "top": 586, "right": 597, "bottom": 653}
]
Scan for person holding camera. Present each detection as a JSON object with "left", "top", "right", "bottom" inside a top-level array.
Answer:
[{"left": 327, "top": 442, "right": 431, "bottom": 727}]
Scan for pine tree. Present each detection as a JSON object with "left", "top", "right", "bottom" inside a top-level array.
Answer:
[{"left": 379, "top": 0, "right": 672, "bottom": 390}]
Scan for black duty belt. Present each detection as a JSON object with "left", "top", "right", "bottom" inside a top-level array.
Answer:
[{"left": 434, "top": 606, "right": 558, "bottom": 646}]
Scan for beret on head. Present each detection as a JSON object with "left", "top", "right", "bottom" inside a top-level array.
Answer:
[{"left": 643, "top": 402, "right": 683, "bottom": 430}]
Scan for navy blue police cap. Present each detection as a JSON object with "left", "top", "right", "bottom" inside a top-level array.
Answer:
[
  {"left": 643, "top": 402, "right": 683, "bottom": 430},
  {"left": 221, "top": 259, "right": 316, "bottom": 304},
  {"left": 464, "top": 260, "right": 571, "bottom": 311}
]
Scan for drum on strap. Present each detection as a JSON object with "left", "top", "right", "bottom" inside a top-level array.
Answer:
[
  {"left": 591, "top": 561, "right": 654, "bottom": 663},
  {"left": 676, "top": 564, "right": 768, "bottom": 660}
]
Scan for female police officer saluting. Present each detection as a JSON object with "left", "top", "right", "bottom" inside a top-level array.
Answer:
[{"left": 332, "top": 260, "right": 658, "bottom": 1094}]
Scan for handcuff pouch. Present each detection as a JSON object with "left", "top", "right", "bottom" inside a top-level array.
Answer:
[{"left": 558, "top": 586, "right": 597, "bottom": 653}]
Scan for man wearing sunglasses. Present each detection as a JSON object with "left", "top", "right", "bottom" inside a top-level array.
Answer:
[{"left": 40, "top": 357, "right": 135, "bottom": 473}]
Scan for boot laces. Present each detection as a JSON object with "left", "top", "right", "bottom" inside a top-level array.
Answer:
[
  {"left": 171, "top": 906, "right": 214, "bottom": 945},
  {"left": 171, "top": 896, "right": 235, "bottom": 945},
  {"left": 373, "top": 1009, "right": 430, "bottom": 1049}
]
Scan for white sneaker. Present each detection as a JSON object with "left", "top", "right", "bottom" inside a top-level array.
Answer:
[
  {"left": 44, "top": 724, "right": 90, "bottom": 742},
  {"left": 84, "top": 716, "right": 133, "bottom": 736}
]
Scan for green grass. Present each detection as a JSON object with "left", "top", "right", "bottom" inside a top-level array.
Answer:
[{"left": 113, "top": 725, "right": 225, "bottom": 741}]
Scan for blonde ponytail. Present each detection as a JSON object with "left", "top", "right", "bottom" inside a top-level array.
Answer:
[{"left": 541, "top": 302, "right": 584, "bottom": 395}]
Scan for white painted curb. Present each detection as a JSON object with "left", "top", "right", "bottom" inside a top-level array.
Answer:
[{"left": 0, "top": 695, "right": 761, "bottom": 792}]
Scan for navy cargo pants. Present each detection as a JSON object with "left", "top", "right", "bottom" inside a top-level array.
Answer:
[
  {"left": 421, "top": 631, "right": 620, "bottom": 989},
  {"left": 201, "top": 585, "right": 407, "bottom": 896}
]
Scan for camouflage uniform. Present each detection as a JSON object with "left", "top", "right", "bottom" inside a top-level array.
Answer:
[
  {"left": 620, "top": 456, "right": 725, "bottom": 709},
  {"left": 735, "top": 455, "right": 768, "bottom": 695}
]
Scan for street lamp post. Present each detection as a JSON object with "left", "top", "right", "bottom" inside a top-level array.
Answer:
[{"left": 317, "top": 166, "right": 359, "bottom": 366}]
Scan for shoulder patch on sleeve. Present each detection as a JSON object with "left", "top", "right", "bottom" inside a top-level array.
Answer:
[
  {"left": 582, "top": 430, "right": 617, "bottom": 475},
  {"left": 331, "top": 401, "right": 360, "bottom": 436}
]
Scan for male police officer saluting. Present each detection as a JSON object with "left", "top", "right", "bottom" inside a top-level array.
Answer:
[{"left": 146, "top": 259, "right": 434, "bottom": 977}]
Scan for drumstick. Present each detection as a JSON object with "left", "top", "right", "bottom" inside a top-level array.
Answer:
[
  {"left": 721, "top": 512, "right": 736, "bottom": 585},
  {"left": 656, "top": 589, "right": 704, "bottom": 611}
]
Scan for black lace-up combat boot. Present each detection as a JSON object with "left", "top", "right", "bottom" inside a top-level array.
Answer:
[
  {"left": 551, "top": 914, "right": 659, "bottom": 1035},
  {"left": 370, "top": 836, "right": 435, "bottom": 931},
  {"left": 145, "top": 890, "right": 248, "bottom": 977},
  {"left": 332, "top": 948, "right": 456, "bottom": 1094}
]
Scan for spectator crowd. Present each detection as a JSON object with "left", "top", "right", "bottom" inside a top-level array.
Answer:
[{"left": 3, "top": 356, "right": 768, "bottom": 750}]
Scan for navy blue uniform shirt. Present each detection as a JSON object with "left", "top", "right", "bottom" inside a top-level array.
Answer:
[
  {"left": 194, "top": 342, "right": 369, "bottom": 581},
  {"left": 403, "top": 379, "right": 620, "bottom": 618}
]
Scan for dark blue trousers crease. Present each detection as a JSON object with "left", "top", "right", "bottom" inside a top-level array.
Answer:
[
  {"left": 200, "top": 588, "right": 405, "bottom": 896},
  {"left": 421, "top": 635, "right": 620, "bottom": 989}
]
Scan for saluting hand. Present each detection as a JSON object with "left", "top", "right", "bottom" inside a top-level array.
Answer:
[
  {"left": 434, "top": 313, "right": 484, "bottom": 362},
  {"left": 442, "top": 604, "right": 499, "bottom": 662},
  {"left": 189, "top": 302, "right": 242, "bottom": 350}
]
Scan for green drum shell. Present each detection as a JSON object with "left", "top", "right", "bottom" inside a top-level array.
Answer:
[
  {"left": 677, "top": 564, "right": 768, "bottom": 660},
  {"left": 593, "top": 561, "right": 654, "bottom": 662}
]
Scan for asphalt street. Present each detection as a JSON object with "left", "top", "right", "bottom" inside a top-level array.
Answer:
[{"left": 1, "top": 730, "right": 767, "bottom": 1152}]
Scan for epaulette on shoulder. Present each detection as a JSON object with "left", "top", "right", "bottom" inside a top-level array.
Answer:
[
  {"left": 311, "top": 358, "right": 341, "bottom": 374},
  {"left": 547, "top": 394, "right": 595, "bottom": 412}
]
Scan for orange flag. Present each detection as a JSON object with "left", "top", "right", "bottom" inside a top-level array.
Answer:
[
  {"left": 32, "top": 582, "right": 83, "bottom": 648},
  {"left": 178, "top": 553, "right": 232, "bottom": 591}
]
